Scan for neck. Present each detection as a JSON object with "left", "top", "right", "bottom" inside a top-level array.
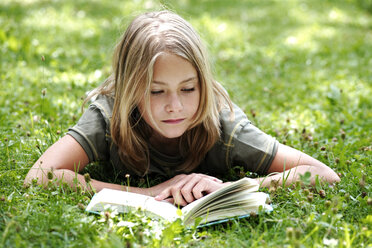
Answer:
[{"left": 149, "top": 133, "right": 180, "bottom": 156}]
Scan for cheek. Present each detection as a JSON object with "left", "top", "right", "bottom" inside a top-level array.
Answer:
[
  {"left": 141, "top": 97, "right": 163, "bottom": 126},
  {"left": 148, "top": 98, "right": 161, "bottom": 117},
  {"left": 190, "top": 93, "right": 200, "bottom": 113},
  {"left": 138, "top": 100, "right": 152, "bottom": 125}
]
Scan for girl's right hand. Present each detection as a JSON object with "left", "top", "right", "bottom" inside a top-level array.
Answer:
[{"left": 150, "top": 173, "right": 227, "bottom": 206}]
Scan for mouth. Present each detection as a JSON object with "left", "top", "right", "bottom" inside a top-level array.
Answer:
[{"left": 162, "top": 118, "right": 185, "bottom": 124}]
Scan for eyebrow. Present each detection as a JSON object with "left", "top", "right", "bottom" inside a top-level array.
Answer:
[{"left": 152, "top": 76, "right": 198, "bottom": 85}]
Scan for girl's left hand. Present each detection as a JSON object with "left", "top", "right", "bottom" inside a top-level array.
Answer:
[{"left": 152, "top": 173, "right": 228, "bottom": 206}]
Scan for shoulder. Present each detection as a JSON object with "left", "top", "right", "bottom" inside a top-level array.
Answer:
[
  {"left": 67, "top": 94, "right": 115, "bottom": 162},
  {"left": 219, "top": 103, "right": 251, "bottom": 139},
  {"left": 80, "top": 94, "right": 115, "bottom": 131},
  {"left": 89, "top": 94, "right": 114, "bottom": 121},
  {"left": 212, "top": 102, "right": 278, "bottom": 174}
]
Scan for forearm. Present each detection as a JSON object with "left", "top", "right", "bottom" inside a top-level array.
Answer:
[
  {"left": 24, "top": 168, "right": 148, "bottom": 195},
  {"left": 256, "top": 164, "right": 340, "bottom": 188}
]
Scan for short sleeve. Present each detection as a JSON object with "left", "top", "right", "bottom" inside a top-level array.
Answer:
[
  {"left": 230, "top": 119, "right": 278, "bottom": 175},
  {"left": 67, "top": 104, "right": 109, "bottom": 163},
  {"left": 226, "top": 104, "right": 278, "bottom": 175},
  {"left": 200, "top": 103, "right": 278, "bottom": 176}
]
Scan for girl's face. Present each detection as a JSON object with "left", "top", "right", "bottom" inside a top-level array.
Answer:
[{"left": 139, "top": 53, "right": 200, "bottom": 139}]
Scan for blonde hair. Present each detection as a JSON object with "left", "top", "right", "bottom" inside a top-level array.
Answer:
[{"left": 87, "top": 10, "right": 233, "bottom": 176}]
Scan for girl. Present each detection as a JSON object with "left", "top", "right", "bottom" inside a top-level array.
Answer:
[{"left": 24, "top": 10, "right": 340, "bottom": 207}]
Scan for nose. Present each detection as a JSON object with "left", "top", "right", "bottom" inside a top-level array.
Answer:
[{"left": 165, "top": 93, "right": 183, "bottom": 113}]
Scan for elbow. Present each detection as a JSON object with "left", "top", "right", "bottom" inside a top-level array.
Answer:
[
  {"left": 318, "top": 174, "right": 340, "bottom": 186},
  {"left": 23, "top": 167, "right": 54, "bottom": 188},
  {"left": 314, "top": 164, "right": 341, "bottom": 185},
  {"left": 23, "top": 172, "right": 39, "bottom": 187},
  {"left": 328, "top": 171, "right": 341, "bottom": 184}
]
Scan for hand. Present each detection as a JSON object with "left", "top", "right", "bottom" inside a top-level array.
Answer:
[{"left": 151, "top": 173, "right": 227, "bottom": 206}]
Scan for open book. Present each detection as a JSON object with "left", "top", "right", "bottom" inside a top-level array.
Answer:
[{"left": 86, "top": 178, "right": 272, "bottom": 226}]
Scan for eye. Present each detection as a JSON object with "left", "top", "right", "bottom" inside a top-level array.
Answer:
[
  {"left": 151, "top": 90, "right": 164, "bottom": 95},
  {"left": 181, "top": 87, "right": 195, "bottom": 93}
]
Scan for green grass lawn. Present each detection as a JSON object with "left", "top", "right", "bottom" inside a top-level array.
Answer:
[{"left": 1, "top": 0, "right": 371, "bottom": 247}]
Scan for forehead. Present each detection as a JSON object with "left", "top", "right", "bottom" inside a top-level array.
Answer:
[{"left": 152, "top": 53, "right": 197, "bottom": 83}]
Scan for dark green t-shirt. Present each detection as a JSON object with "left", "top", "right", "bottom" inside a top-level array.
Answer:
[{"left": 67, "top": 95, "right": 278, "bottom": 178}]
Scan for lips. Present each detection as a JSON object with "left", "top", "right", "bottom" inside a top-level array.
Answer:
[{"left": 162, "top": 118, "right": 185, "bottom": 124}]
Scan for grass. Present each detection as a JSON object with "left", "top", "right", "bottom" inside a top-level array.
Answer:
[{"left": 1, "top": 0, "right": 371, "bottom": 247}]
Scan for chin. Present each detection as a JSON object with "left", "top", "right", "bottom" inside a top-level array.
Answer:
[
  {"left": 162, "top": 134, "right": 183, "bottom": 139},
  {"left": 161, "top": 130, "right": 186, "bottom": 139}
]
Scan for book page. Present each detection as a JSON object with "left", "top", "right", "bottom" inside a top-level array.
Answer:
[
  {"left": 186, "top": 192, "right": 272, "bottom": 225},
  {"left": 86, "top": 188, "right": 179, "bottom": 221},
  {"left": 192, "top": 192, "right": 271, "bottom": 219},
  {"left": 182, "top": 178, "right": 259, "bottom": 219}
]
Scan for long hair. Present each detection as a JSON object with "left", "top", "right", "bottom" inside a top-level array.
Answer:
[{"left": 86, "top": 10, "right": 233, "bottom": 176}]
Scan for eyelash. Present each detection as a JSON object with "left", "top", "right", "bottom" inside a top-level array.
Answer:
[
  {"left": 150, "top": 90, "right": 163, "bottom": 95},
  {"left": 150, "top": 88, "right": 195, "bottom": 95},
  {"left": 182, "top": 87, "right": 195, "bottom": 93}
]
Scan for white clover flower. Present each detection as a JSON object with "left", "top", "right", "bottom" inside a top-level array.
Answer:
[
  {"left": 323, "top": 238, "right": 338, "bottom": 247},
  {"left": 117, "top": 221, "right": 136, "bottom": 228}
]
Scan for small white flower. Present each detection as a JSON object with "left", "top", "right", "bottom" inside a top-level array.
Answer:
[
  {"left": 323, "top": 238, "right": 338, "bottom": 247},
  {"left": 117, "top": 221, "right": 136, "bottom": 228}
]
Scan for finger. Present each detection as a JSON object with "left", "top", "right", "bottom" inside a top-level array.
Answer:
[
  {"left": 164, "top": 198, "right": 174, "bottom": 204},
  {"left": 201, "top": 174, "right": 223, "bottom": 183},
  {"left": 156, "top": 188, "right": 187, "bottom": 207},
  {"left": 155, "top": 175, "right": 189, "bottom": 203},
  {"left": 178, "top": 174, "right": 222, "bottom": 202},
  {"left": 180, "top": 176, "right": 200, "bottom": 203},
  {"left": 171, "top": 187, "right": 188, "bottom": 207},
  {"left": 192, "top": 178, "right": 210, "bottom": 199},
  {"left": 192, "top": 179, "right": 225, "bottom": 199},
  {"left": 211, "top": 178, "right": 223, "bottom": 183},
  {"left": 167, "top": 175, "right": 195, "bottom": 204},
  {"left": 155, "top": 189, "right": 171, "bottom": 201}
]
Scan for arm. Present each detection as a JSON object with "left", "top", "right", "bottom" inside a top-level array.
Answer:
[
  {"left": 24, "top": 135, "right": 149, "bottom": 194},
  {"left": 153, "top": 143, "right": 341, "bottom": 206},
  {"left": 24, "top": 135, "right": 224, "bottom": 201},
  {"left": 154, "top": 143, "right": 342, "bottom": 205},
  {"left": 255, "top": 143, "right": 340, "bottom": 187}
]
